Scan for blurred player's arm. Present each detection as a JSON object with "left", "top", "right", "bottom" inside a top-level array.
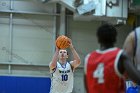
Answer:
[
  {"left": 118, "top": 52, "right": 140, "bottom": 84},
  {"left": 49, "top": 47, "right": 59, "bottom": 70},
  {"left": 123, "top": 31, "right": 135, "bottom": 58}
]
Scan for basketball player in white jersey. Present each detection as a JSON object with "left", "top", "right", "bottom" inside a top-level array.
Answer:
[
  {"left": 49, "top": 39, "right": 81, "bottom": 93},
  {"left": 123, "top": 27, "right": 140, "bottom": 70}
]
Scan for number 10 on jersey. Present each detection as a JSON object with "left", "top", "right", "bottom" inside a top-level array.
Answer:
[{"left": 61, "top": 74, "right": 68, "bottom": 81}]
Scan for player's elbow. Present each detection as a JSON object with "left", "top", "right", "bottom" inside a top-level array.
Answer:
[
  {"left": 49, "top": 62, "right": 56, "bottom": 69},
  {"left": 77, "top": 58, "right": 81, "bottom": 65}
]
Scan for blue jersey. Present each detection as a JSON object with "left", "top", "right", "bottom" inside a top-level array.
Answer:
[{"left": 126, "top": 86, "right": 140, "bottom": 93}]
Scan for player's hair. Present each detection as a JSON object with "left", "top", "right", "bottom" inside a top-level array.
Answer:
[{"left": 96, "top": 23, "right": 117, "bottom": 46}]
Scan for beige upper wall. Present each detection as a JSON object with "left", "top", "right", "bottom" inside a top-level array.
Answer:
[
  {"left": 116, "top": 25, "right": 133, "bottom": 48},
  {"left": 67, "top": 16, "right": 133, "bottom": 67}
]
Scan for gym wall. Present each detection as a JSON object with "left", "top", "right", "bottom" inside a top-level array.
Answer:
[{"left": 0, "top": 0, "right": 133, "bottom": 93}]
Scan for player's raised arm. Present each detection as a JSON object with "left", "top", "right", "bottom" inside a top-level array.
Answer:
[
  {"left": 69, "top": 38, "right": 81, "bottom": 69},
  {"left": 49, "top": 46, "right": 59, "bottom": 70}
]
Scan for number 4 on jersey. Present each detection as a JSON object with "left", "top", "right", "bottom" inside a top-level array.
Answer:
[{"left": 93, "top": 63, "right": 104, "bottom": 84}]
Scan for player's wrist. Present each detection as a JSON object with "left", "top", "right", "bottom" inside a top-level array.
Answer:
[{"left": 70, "top": 45, "right": 74, "bottom": 49}]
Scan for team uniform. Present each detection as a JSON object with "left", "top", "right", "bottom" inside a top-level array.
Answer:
[
  {"left": 50, "top": 62, "right": 73, "bottom": 93},
  {"left": 126, "top": 85, "right": 140, "bottom": 93},
  {"left": 135, "top": 27, "right": 140, "bottom": 70},
  {"left": 126, "top": 80, "right": 133, "bottom": 90},
  {"left": 125, "top": 27, "right": 140, "bottom": 91},
  {"left": 84, "top": 47, "right": 125, "bottom": 93}
]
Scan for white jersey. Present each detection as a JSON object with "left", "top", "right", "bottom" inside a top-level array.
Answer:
[
  {"left": 135, "top": 27, "right": 140, "bottom": 70},
  {"left": 50, "top": 62, "right": 73, "bottom": 93}
]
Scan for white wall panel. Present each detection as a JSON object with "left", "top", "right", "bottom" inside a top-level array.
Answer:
[
  {"left": 0, "top": 14, "right": 10, "bottom": 62},
  {"left": 0, "top": 0, "right": 55, "bottom": 13},
  {"left": 12, "top": 14, "right": 55, "bottom": 65},
  {"left": 0, "top": 13, "right": 56, "bottom": 76}
]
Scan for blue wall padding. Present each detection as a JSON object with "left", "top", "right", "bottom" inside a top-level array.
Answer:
[{"left": 0, "top": 76, "right": 51, "bottom": 93}]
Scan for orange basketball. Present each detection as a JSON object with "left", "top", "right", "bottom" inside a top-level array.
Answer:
[{"left": 56, "top": 35, "right": 70, "bottom": 49}]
